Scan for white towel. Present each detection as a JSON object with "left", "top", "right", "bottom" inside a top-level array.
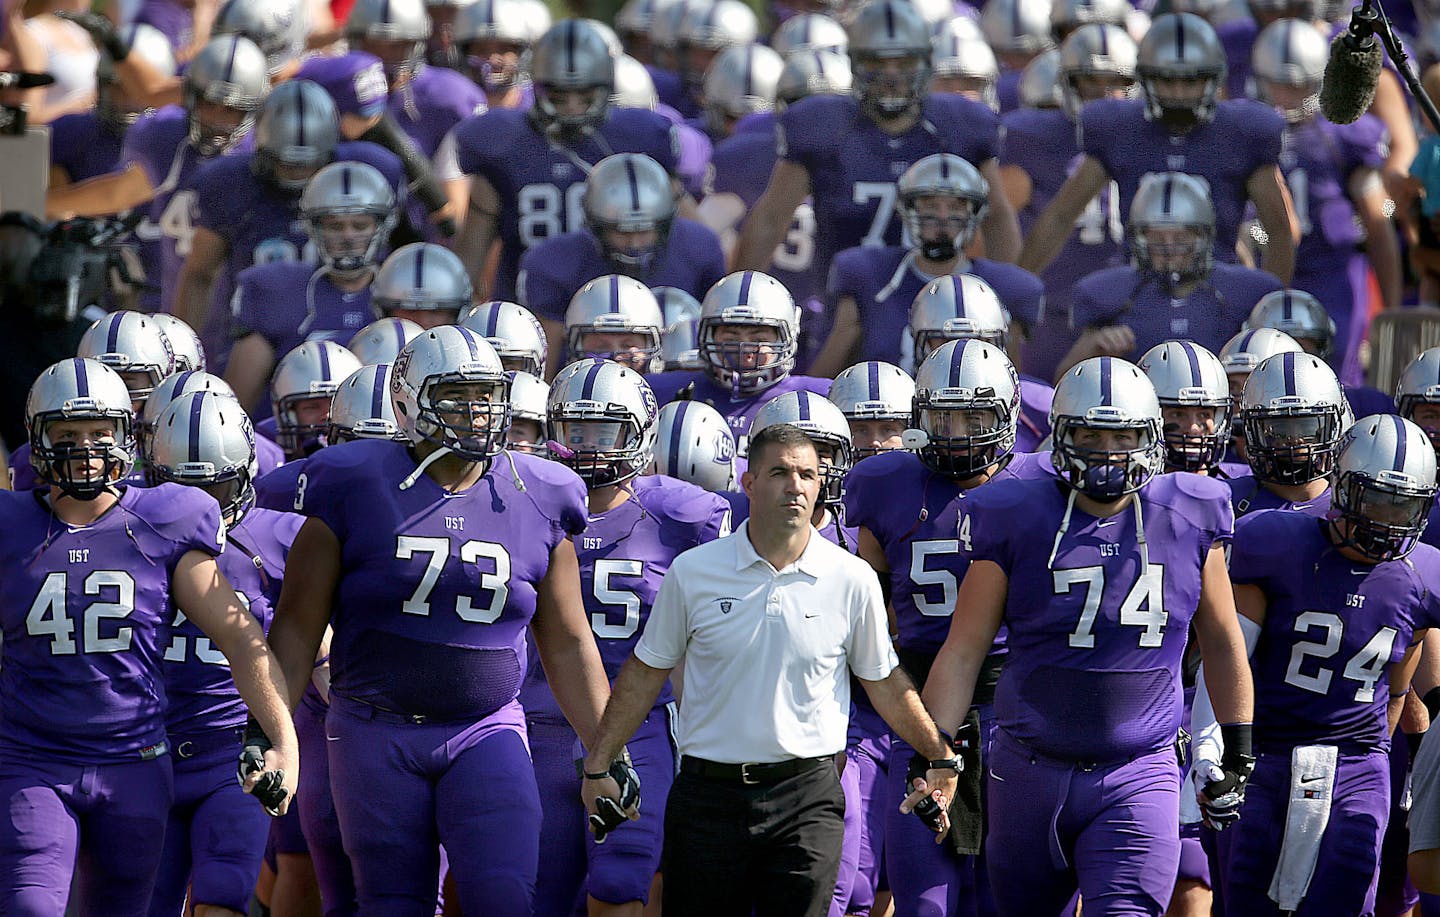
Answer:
[{"left": 1268, "top": 744, "right": 1340, "bottom": 912}]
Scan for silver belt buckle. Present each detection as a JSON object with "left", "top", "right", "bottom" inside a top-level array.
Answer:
[{"left": 740, "top": 763, "right": 761, "bottom": 785}]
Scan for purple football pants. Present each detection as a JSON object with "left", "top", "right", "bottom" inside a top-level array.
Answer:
[
  {"left": 148, "top": 729, "right": 269, "bottom": 915},
  {"left": 0, "top": 754, "right": 173, "bottom": 916},
  {"left": 326, "top": 694, "right": 540, "bottom": 916},
  {"left": 297, "top": 691, "right": 358, "bottom": 917},
  {"left": 842, "top": 702, "right": 891, "bottom": 917},
  {"left": 985, "top": 729, "right": 1181, "bottom": 917},
  {"left": 1220, "top": 748, "right": 1389, "bottom": 917}
]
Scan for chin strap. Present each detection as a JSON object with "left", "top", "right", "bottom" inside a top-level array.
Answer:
[
  {"left": 1134, "top": 491, "right": 1150, "bottom": 580},
  {"left": 1048, "top": 486, "right": 1078, "bottom": 570},
  {"left": 399, "top": 444, "right": 452, "bottom": 491}
]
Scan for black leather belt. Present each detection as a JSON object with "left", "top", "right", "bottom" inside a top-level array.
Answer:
[{"left": 680, "top": 754, "right": 833, "bottom": 786}]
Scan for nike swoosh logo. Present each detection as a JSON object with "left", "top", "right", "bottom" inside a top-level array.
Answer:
[
  {"left": 1299, "top": 775, "right": 1325, "bottom": 784},
  {"left": 1096, "top": 519, "right": 1117, "bottom": 527},
  {"left": 804, "top": 612, "right": 819, "bottom": 618}
]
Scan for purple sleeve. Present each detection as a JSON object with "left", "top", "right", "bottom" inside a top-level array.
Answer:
[
  {"left": 1228, "top": 510, "right": 1289, "bottom": 587},
  {"left": 941, "top": 96, "right": 1000, "bottom": 163},
  {"left": 777, "top": 96, "right": 840, "bottom": 168},
  {"left": 168, "top": 484, "right": 229, "bottom": 560},
  {"left": 1341, "top": 116, "right": 1389, "bottom": 175},
  {"left": 826, "top": 247, "right": 866, "bottom": 303},
  {"left": 955, "top": 482, "right": 1020, "bottom": 571},
  {"left": 516, "top": 241, "right": 572, "bottom": 323},
  {"left": 191, "top": 159, "right": 236, "bottom": 233},
  {"left": 1239, "top": 100, "right": 1284, "bottom": 172},
  {"left": 289, "top": 448, "right": 352, "bottom": 538}
]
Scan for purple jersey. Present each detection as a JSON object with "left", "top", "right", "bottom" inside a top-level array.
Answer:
[
  {"left": 1347, "top": 384, "right": 1396, "bottom": 419},
  {"left": 391, "top": 66, "right": 487, "bottom": 158},
  {"left": 1001, "top": 106, "right": 1126, "bottom": 382},
  {"left": 843, "top": 449, "right": 1051, "bottom": 655},
  {"left": 0, "top": 484, "right": 226, "bottom": 763},
  {"left": 996, "top": 67, "right": 1021, "bottom": 114},
  {"left": 292, "top": 439, "right": 587, "bottom": 720},
  {"left": 1231, "top": 510, "right": 1440, "bottom": 753},
  {"left": 1070, "top": 262, "right": 1283, "bottom": 360},
  {"left": 645, "top": 369, "right": 831, "bottom": 457},
  {"left": 253, "top": 456, "right": 306, "bottom": 512},
  {"left": 517, "top": 219, "right": 726, "bottom": 325},
  {"left": 1282, "top": 116, "right": 1388, "bottom": 281},
  {"left": 961, "top": 471, "right": 1234, "bottom": 761},
  {"left": 134, "top": 0, "right": 193, "bottom": 50},
  {"left": 825, "top": 244, "right": 1044, "bottom": 370},
  {"left": 718, "top": 492, "right": 857, "bottom": 550},
  {"left": 1017, "top": 376, "right": 1054, "bottom": 453},
  {"left": 1080, "top": 97, "right": 1284, "bottom": 263},
  {"left": 452, "top": 106, "right": 680, "bottom": 300},
  {"left": 521, "top": 474, "right": 730, "bottom": 722},
  {"left": 188, "top": 140, "right": 405, "bottom": 360},
  {"left": 779, "top": 93, "right": 1000, "bottom": 281},
  {"left": 658, "top": 103, "right": 713, "bottom": 199},
  {"left": 256, "top": 431, "right": 284, "bottom": 476},
  {"left": 50, "top": 112, "right": 125, "bottom": 183},
  {"left": 231, "top": 260, "right": 378, "bottom": 360},
  {"left": 1224, "top": 473, "right": 1332, "bottom": 518},
  {"left": 1218, "top": 18, "right": 1258, "bottom": 102},
  {"left": 164, "top": 507, "right": 303, "bottom": 733}
]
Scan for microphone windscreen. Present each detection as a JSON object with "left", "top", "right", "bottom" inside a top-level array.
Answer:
[{"left": 1319, "top": 33, "right": 1382, "bottom": 124}]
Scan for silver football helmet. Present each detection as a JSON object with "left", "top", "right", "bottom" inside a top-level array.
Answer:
[
  {"left": 137, "top": 370, "right": 236, "bottom": 463},
  {"left": 655, "top": 286, "right": 703, "bottom": 370},
  {"left": 458, "top": 300, "right": 548, "bottom": 377},
  {"left": 1051, "top": 0, "right": 1131, "bottom": 40},
  {"left": 897, "top": 153, "right": 990, "bottom": 262},
  {"left": 328, "top": 363, "right": 406, "bottom": 443},
  {"left": 26, "top": 358, "right": 136, "bottom": 499},
  {"left": 1219, "top": 326, "right": 1304, "bottom": 376},
  {"left": 530, "top": 19, "right": 616, "bottom": 140},
  {"left": 77, "top": 311, "right": 176, "bottom": 406},
  {"left": 615, "top": 0, "right": 665, "bottom": 49},
  {"left": 1129, "top": 171, "right": 1215, "bottom": 290},
  {"left": 148, "top": 391, "right": 259, "bottom": 526},
  {"left": 299, "top": 161, "right": 398, "bottom": 275},
  {"left": 702, "top": 43, "right": 784, "bottom": 136},
  {"left": 829, "top": 360, "right": 915, "bottom": 458},
  {"left": 391, "top": 325, "right": 512, "bottom": 461},
  {"left": 612, "top": 53, "right": 659, "bottom": 109},
  {"left": 547, "top": 357, "right": 659, "bottom": 487},
  {"left": 254, "top": 81, "right": 340, "bottom": 192},
  {"left": 97, "top": 23, "right": 177, "bottom": 132},
  {"left": 1396, "top": 347, "right": 1440, "bottom": 453},
  {"left": 907, "top": 273, "right": 1010, "bottom": 365},
  {"left": 652, "top": 399, "right": 735, "bottom": 491},
  {"left": 848, "top": 0, "right": 933, "bottom": 121},
  {"left": 348, "top": 0, "right": 432, "bottom": 81},
  {"left": 506, "top": 370, "right": 550, "bottom": 454},
  {"left": 1018, "top": 48, "right": 1064, "bottom": 109},
  {"left": 213, "top": 0, "right": 305, "bottom": 75},
  {"left": 565, "top": 274, "right": 666, "bottom": 372},
  {"left": 776, "top": 48, "right": 853, "bottom": 107},
  {"left": 678, "top": 0, "right": 760, "bottom": 89},
  {"left": 271, "top": 340, "right": 363, "bottom": 455},
  {"left": 931, "top": 23, "right": 999, "bottom": 110},
  {"left": 148, "top": 313, "right": 207, "bottom": 372},
  {"left": 1050, "top": 356, "right": 1166, "bottom": 499},
  {"left": 698, "top": 270, "right": 800, "bottom": 396},
  {"left": 349, "top": 317, "right": 423, "bottom": 365},
  {"left": 372, "top": 243, "right": 474, "bottom": 321},
  {"left": 1059, "top": 23, "right": 1138, "bottom": 119},
  {"left": 1137, "top": 339, "right": 1231, "bottom": 472},
  {"left": 582, "top": 153, "right": 678, "bottom": 274},
  {"left": 183, "top": 34, "right": 271, "bottom": 156},
  {"left": 1251, "top": 18, "right": 1327, "bottom": 122},
  {"left": 980, "top": 0, "right": 1055, "bottom": 55},
  {"left": 749, "top": 389, "right": 852, "bottom": 504},
  {"left": 1331, "top": 414, "right": 1438, "bottom": 561},
  {"left": 909, "top": 338, "right": 1019, "bottom": 478},
  {"left": 1244, "top": 289, "right": 1336, "bottom": 361},
  {"left": 771, "top": 13, "right": 848, "bottom": 57},
  {"left": 1137, "top": 13, "right": 1226, "bottom": 127},
  {"left": 651, "top": 0, "right": 700, "bottom": 71},
  {"left": 1239, "top": 350, "right": 1349, "bottom": 485}
]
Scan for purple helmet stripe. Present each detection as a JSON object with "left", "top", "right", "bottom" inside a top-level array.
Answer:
[
  {"left": 737, "top": 271, "right": 754, "bottom": 303},
  {"left": 940, "top": 155, "right": 950, "bottom": 179},
  {"left": 1282, "top": 350, "right": 1297, "bottom": 396},
  {"left": 580, "top": 358, "right": 606, "bottom": 399},
  {"left": 866, "top": 360, "right": 881, "bottom": 399},
  {"left": 380, "top": 0, "right": 391, "bottom": 24},
  {"left": 1237, "top": 329, "right": 1260, "bottom": 352},
  {"left": 341, "top": 164, "right": 352, "bottom": 195},
  {"left": 1099, "top": 356, "right": 1113, "bottom": 404},
  {"left": 948, "top": 341, "right": 968, "bottom": 387},
  {"left": 1161, "top": 175, "right": 1174, "bottom": 215},
  {"left": 1175, "top": 15, "right": 1187, "bottom": 58},
  {"left": 393, "top": 319, "right": 407, "bottom": 351},
  {"left": 74, "top": 359, "right": 90, "bottom": 398},
  {"left": 317, "top": 342, "right": 332, "bottom": 379},
  {"left": 667, "top": 400, "right": 690, "bottom": 471},
  {"left": 564, "top": 20, "right": 577, "bottom": 74},
  {"left": 1099, "top": 24, "right": 1109, "bottom": 54},
  {"left": 1281, "top": 20, "right": 1293, "bottom": 65},
  {"left": 609, "top": 275, "right": 621, "bottom": 312},
  {"left": 106, "top": 314, "right": 124, "bottom": 353},
  {"left": 952, "top": 275, "right": 967, "bottom": 316},
  {"left": 1282, "top": 291, "right": 1293, "bottom": 322},
  {"left": 796, "top": 391, "right": 812, "bottom": 421},
  {"left": 485, "top": 304, "right": 502, "bottom": 337},
  {"left": 1181, "top": 341, "right": 1202, "bottom": 386},
  {"left": 371, "top": 366, "right": 386, "bottom": 419},
  {"left": 884, "top": 0, "right": 896, "bottom": 37},
  {"left": 1393, "top": 413, "right": 1408, "bottom": 472},
  {"left": 624, "top": 157, "right": 641, "bottom": 212},
  {"left": 187, "top": 393, "right": 207, "bottom": 462},
  {"left": 223, "top": 34, "right": 240, "bottom": 79},
  {"left": 295, "top": 87, "right": 306, "bottom": 147},
  {"left": 461, "top": 328, "right": 479, "bottom": 360},
  {"left": 413, "top": 245, "right": 426, "bottom": 290}
]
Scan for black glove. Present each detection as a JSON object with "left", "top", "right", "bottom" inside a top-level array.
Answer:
[
  {"left": 358, "top": 114, "right": 455, "bottom": 236},
  {"left": 237, "top": 717, "right": 288, "bottom": 816},
  {"left": 585, "top": 751, "right": 641, "bottom": 844},
  {"left": 1199, "top": 723, "right": 1254, "bottom": 830},
  {"left": 56, "top": 11, "right": 128, "bottom": 61},
  {"left": 907, "top": 732, "right": 961, "bottom": 834}
]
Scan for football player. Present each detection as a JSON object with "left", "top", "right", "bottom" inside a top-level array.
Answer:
[
  {"left": 458, "top": 300, "right": 549, "bottom": 379},
  {"left": 372, "top": 243, "right": 475, "bottom": 330},
  {"left": 451, "top": 0, "right": 550, "bottom": 110},
  {"left": 649, "top": 398, "right": 737, "bottom": 492},
  {"left": 1218, "top": 326, "right": 1305, "bottom": 466},
  {"left": 145, "top": 391, "right": 305, "bottom": 917},
  {"left": 827, "top": 360, "right": 915, "bottom": 460},
  {"left": 505, "top": 371, "right": 550, "bottom": 455},
  {"left": 266, "top": 326, "right": 611, "bottom": 914},
  {"left": 525, "top": 358, "right": 729, "bottom": 917},
  {"left": 262, "top": 341, "right": 364, "bottom": 461},
  {"left": 1018, "top": 13, "right": 1298, "bottom": 284},
  {"left": 1137, "top": 340, "right": 1237, "bottom": 477},
  {"left": 564, "top": 275, "right": 668, "bottom": 375},
  {"left": 917, "top": 355, "right": 1254, "bottom": 915},
  {"left": 0, "top": 359, "right": 296, "bottom": 915}
]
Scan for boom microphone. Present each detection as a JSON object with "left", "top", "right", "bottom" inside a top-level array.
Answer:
[
  {"left": 0, "top": 72, "right": 55, "bottom": 89},
  {"left": 1319, "top": 1, "right": 1384, "bottom": 124}
]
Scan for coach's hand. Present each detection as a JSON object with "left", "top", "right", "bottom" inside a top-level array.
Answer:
[
  {"left": 237, "top": 716, "right": 298, "bottom": 817},
  {"left": 582, "top": 752, "right": 641, "bottom": 844},
  {"left": 899, "top": 750, "right": 961, "bottom": 843}
]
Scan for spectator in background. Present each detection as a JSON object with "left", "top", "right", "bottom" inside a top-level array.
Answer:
[{"left": 22, "top": 0, "right": 97, "bottom": 122}]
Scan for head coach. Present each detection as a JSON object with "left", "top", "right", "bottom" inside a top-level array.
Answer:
[{"left": 580, "top": 422, "right": 961, "bottom": 916}]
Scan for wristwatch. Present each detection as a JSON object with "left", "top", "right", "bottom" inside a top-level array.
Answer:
[{"left": 925, "top": 755, "right": 963, "bottom": 774}]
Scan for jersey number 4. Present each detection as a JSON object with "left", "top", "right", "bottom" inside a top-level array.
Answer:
[
  {"left": 26, "top": 570, "right": 136, "bottom": 656},
  {"left": 1054, "top": 564, "right": 1168, "bottom": 649},
  {"left": 395, "top": 535, "right": 511, "bottom": 623}
]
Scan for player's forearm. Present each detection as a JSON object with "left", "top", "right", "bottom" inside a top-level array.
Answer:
[
  {"left": 47, "top": 169, "right": 149, "bottom": 218},
  {"left": 919, "top": 642, "right": 987, "bottom": 738},
  {"left": 174, "top": 264, "right": 219, "bottom": 331},
  {"left": 581, "top": 653, "right": 670, "bottom": 770},
  {"left": 979, "top": 193, "right": 1021, "bottom": 264},
  {"left": 231, "top": 647, "right": 299, "bottom": 756},
  {"left": 1258, "top": 223, "right": 1296, "bottom": 285},
  {"left": 732, "top": 198, "right": 791, "bottom": 271},
  {"left": 862, "top": 667, "right": 949, "bottom": 760},
  {"left": 808, "top": 318, "right": 859, "bottom": 379},
  {"left": 1016, "top": 209, "right": 1069, "bottom": 275},
  {"left": 1197, "top": 634, "right": 1254, "bottom": 727},
  {"left": 1364, "top": 213, "right": 1403, "bottom": 311},
  {"left": 539, "top": 632, "right": 612, "bottom": 749}
]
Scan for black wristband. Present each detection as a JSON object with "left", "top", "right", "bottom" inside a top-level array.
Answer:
[
  {"left": 1219, "top": 722, "right": 1253, "bottom": 763},
  {"left": 583, "top": 770, "right": 612, "bottom": 780}
]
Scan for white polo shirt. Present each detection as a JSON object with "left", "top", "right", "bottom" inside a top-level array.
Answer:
[{"left": 635, "top": 520, "right": 898, "bottom": 764}]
